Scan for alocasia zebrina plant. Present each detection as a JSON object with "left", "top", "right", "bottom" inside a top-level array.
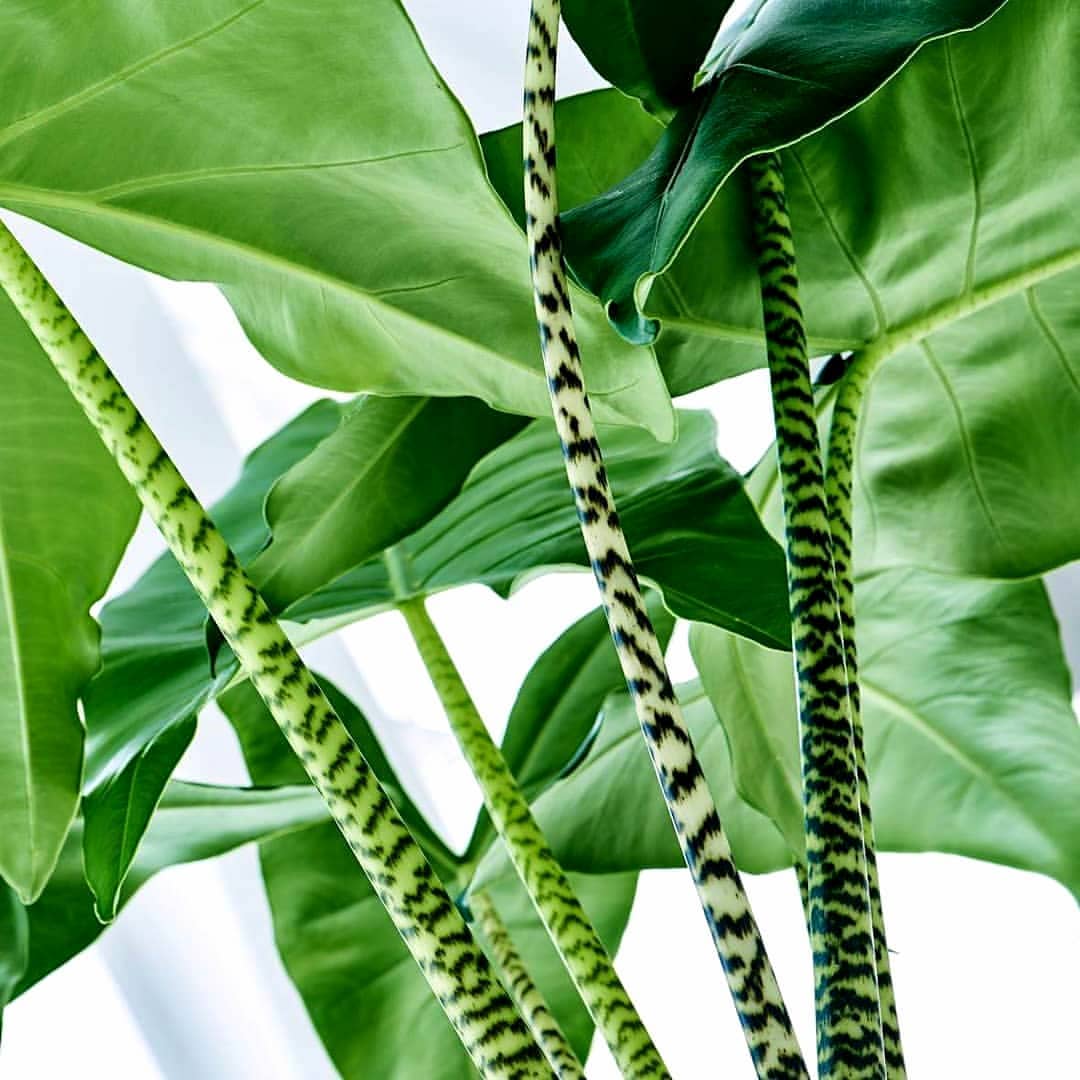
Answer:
[{"left": 0, "top": 0, "right": 1077, "bottom": 1075}]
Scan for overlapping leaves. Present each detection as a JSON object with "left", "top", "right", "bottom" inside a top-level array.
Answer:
[
  {"left": 0, "top": 0, "right": 671, "bottom": 435},
  {"left": 560, "top": 0, "right": 1009, "bottom": 345},
  {"left": 83, "top": 396, "right": 784, "bottom": 925}
]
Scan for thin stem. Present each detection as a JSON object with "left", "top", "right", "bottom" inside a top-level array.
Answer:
[
  {"left": 825, "top": 356, "right": 906, "bottom": 1077},
  {"left": 523, "top": 6, "right": 807, "bottom": 1077},
  {"left": 0, "top": 221, "right": 549, "bottom": 1080},
  {"left": 471, "top": 891, "right": 585, "bottom": 1080},
  {"left": 395, "top": 589, "right": 666, "bottom": 1077},
  {"left": 747, "top": 152, "right": 885, "bottom": 1079}
]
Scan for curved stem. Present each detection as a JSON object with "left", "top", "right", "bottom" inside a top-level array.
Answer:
[
  {"left": 747, "top": 152, "right": 885, "bottom": 1079},
  {"left": 522, "top": 7, "right": 807, "bottom": 1077},
  {"left": 395, "top": 589, "right": 666, "bottom": 1077},
  {"left": 825, "top": 357, "right": 906, "bottom": 1077},
  {"left": 0, "top": 222, "right": 550, "bottom": 1080},
  {"left": 471, "top": 891, "right": 585, "bottom": 1080}
]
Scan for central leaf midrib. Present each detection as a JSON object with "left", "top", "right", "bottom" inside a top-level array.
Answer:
[
  {"left": 660, "top": 244, "right": 1080, "bottom": 361},
  {"left": 0, "top": 184, "right": 544, "bottom": 381}
]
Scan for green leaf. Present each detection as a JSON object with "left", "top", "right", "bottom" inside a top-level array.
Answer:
[
  {"left": 541, "top": 0, "right": 1080, "bottom": 578},
  {"left": 11, "top": 781, "right": 329, "bottom": 998},
  {"left": 0, "top": 0, "right": 672, "bottom": 436},
  {"left": 83, "top": 395, "right": 521, "bottom": 916},
  {"left": 253, "top": 812, "right": 636, "bottom": 1078},
  {"left": 502, "top": 595, "right": 674, "bottom": 800},
  {"left": 288, "top": 411, "right": 791, "bottom": 650},
  {"left": 466, "top": 593, "right": 676, "bottom": 859},
  {"left": 81, "top": 401, "right": 344, "bottom": 919},
  {"left": 691, "top": 568, "right": 1080, "bottom": 897},
  {"left": 482, "top": 90, "right": 663, "bottom": 237},
  {"left": 561, "top": 0, "right": 730, "bottom": 114},
  {"left": 561, "top": 0, "right": 1009, "bottom": 345},
  {"left": 0, "top": 880, "right": 27, "bottom": 1034},
  {"left": 0, "top": 294, "right": 138, "bottom": 902},
  {"left": 251, "top": 397, "right": 526, "bottom": 612},
  {"left": 476, "top": 683, "right": 792, "bottom": 889}
]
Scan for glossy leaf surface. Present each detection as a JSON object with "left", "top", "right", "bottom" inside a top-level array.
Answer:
[
  {"left": 287, "top": 411, "right": 790, "bottom": 649},
  {"left": 691, "top": 568, "right": 1080, "bottom": 897},
  {"left": 0, "top": 0, "right": 671, "bottom": 435},
  {"left": 562, "top": 0, "right": 729, "bottom": 114},
  {"left": 252, "top": 396, "right": 525, "bottom": 612},
  {"left": 562, "top": 0, "right": 1008, "bottom": 344}
]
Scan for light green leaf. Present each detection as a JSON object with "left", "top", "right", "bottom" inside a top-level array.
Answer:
[
  {"left": 561, "top": 0, "right": 1008, "bottom": 345},
  {"left": 691, "top": 568, "right": 1080, "bottom": 897},
  {"left": 476, "top": 683, "right": 792, "bottom": 889},
  {"left": 11, "top": 781, "right": 329, "bottom": 999},
  {"left": 0, "top": 294, "right": 138, "bottom": 902},
  {"left": 288, "top": 411, "right": 791, "bottom": 650},
  {"left": 465, "top": 593, "right": 675, "bottom": 860},
  {"left": 252, "top": 397, "right": 525, "bottom": 612},
  {"left": 0, "top": 0, "right": 672, "bottom": 436}
]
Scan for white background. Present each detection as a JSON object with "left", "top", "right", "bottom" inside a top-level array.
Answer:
[{"left": 3, "top": 1, "right": 1078, "bottom": 1077}]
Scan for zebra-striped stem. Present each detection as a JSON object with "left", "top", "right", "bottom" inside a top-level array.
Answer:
[
  {"left": 824, "top": 357, "right": 905, "bottom": 1077},
  {"left": 393, "top": 585, "right": 667, "bottom": 1077},
  {"left": 523, "top": 7, "right": 807, "bottom": 1078},
  {"left": 470, "top": 891, "right": 585, "bottom": 1080},
  {"left": 747, "top": 152, "right": 886, "bottom": 1079},
  {"left": 0, "top": 221, "right": 550, "bottom": 1080}
]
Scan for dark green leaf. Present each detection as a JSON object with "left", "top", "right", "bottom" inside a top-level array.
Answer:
[
  {"left": 81, "top": 401, "right": 343, "bottom": 919},
  {"left": 691, "top": 569, "right": 1080, "bottom": 897},
  {"left": 0, "top": 0, "right": 671, "bottom": 435},
  {"left": 289, "top": 411, "right": 791, "bottom": 650},
  {"left": 562, "top": 0, "right": 730, "bottom": 114},
  {"left": 251, "top": 397, "right": 526, "bottom": 612},
  {"left": 0, "top": 293, "right": 138, "bottom": 902},
  {"left": 482, "top": 90, "right": 662, "bottom": 236},
  {"left": 475, "top": 683, "right": 792, "bottom": 888},
  {"left": 466, "top": 594, "right": 675, "bottom": 859},
  {"left": 562, "top": 0, "right": 1008, "bottom": 345},
  {"left": 12, "top": 781, "right": 329, "bottom": 998}
]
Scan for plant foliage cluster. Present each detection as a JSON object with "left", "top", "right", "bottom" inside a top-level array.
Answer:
[{"left": 0, "top": 0, "right": 1077, "bottom": 1075}]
